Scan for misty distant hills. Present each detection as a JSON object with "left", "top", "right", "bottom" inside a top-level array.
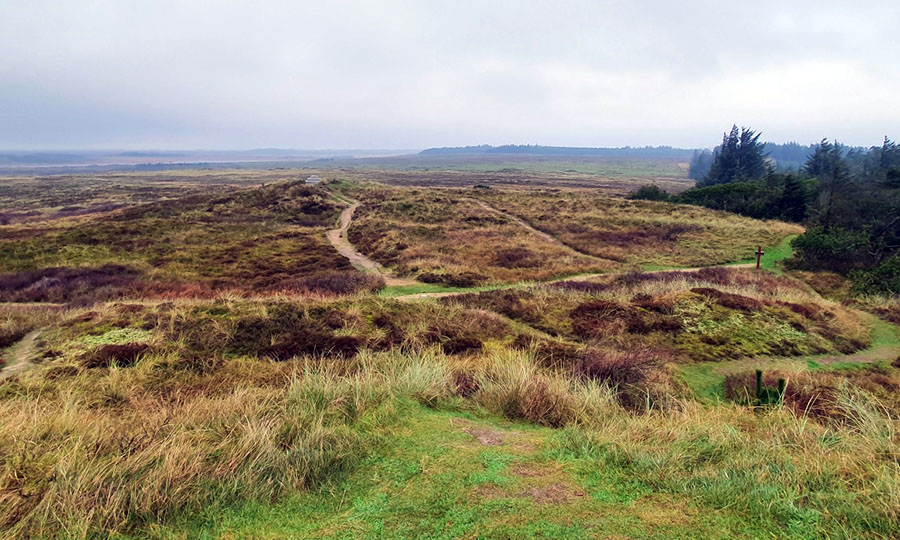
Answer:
[
  {"left": 419, "top": 144, "right": 697, "bottom": 158},
  {"left": 0, "top": 149, "right": 414, "bottom": 172}
]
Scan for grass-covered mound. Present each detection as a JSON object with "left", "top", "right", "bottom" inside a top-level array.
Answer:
[
  {"left": 467, "top": 189, "right": 804, "bottom": 268},
  {"left": 342, "top": 184, "right": 613, "bottom": 286},
  {"left": 0, "top": 181, "right": 384, "bottom": 302},
  {"left": 31, "top": 298, "right": 513, "bottom": 370},
  {"left": 447, "top": 267, "right": 870, "bottom": 362},
  {"left": 1, "top": 294, "right": 899, "bottom": 538}
]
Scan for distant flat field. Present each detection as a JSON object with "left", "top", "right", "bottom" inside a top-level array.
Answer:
[
  {"left": 335, "top": 154, "right": 694, "bottom": 192},
  {"left": 0, "top": 154, "right": 695, "bottom": 195}
]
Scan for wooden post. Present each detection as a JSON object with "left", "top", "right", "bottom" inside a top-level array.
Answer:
[
  {"left": 755, "top": 245, "right": 765, "bottom": 269},
  {"left": 755, "top": 369, "right": 763, "bottom": 401}
]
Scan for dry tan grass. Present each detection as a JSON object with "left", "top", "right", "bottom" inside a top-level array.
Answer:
[
  {"left": 467, "top": 189, "right": 803, "bottom": 267},
  {"left": 345, "top": 185, "right": 615, "bottom": 285}
]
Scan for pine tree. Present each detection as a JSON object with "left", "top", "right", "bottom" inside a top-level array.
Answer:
[
  {"left": 805, "top": 140, "right": 855, "bottom": 228},
  {"left": 778, "top": 174, "right": 810, "bottom": 222},
  {"left": 701, "top": 125, "right": 767, "bottom": 186},
  {"left": 688, "top": 150, "right": 713, "bottom": 180}
]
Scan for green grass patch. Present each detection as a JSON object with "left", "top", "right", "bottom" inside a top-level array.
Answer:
[
  {"left": 680, "top": 312, "right": 900, "bottom": 400},
  {"left": 73, "top": 327, "right": 154, "bottom": 347},
  {"left": 724, "top": 233, "right": 798, "bottom": 273},
  {"left": 154, "top": 405, "right": 753, "bottom": 540}
]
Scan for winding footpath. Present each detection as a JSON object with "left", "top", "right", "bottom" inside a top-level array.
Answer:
[
  {"left": 465, "top": 197, "right": 610, "bottom": 261},
  {"left": 0, "top": 330, "right": 40, "bottom": 381},
  {"left": 325, "top": 195, "right": 417, "bottom": 287},
  {"left": 324, "top": 190, "right": 757, "bottom": 301}
]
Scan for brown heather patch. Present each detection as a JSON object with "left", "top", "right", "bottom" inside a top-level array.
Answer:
[
  {"left": 569, "top": 299, "right": 682, "bottom": 338},
  {"left": 81, "top": 343, "right": 151, "bottom": 369},
  {"left": 512, "top": 334, "right": 583, "bottom": 370},
  {"left": 690, "top": 287, "right": 765, "bottom": 312},
  {"left": 451, "top": 370, "right": 480, "bottom": 397}
]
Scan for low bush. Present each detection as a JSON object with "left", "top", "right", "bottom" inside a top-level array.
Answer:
[
  {"left": 626, "top": 184, "right": 670, "bottom": 201},
  {"left": 441, "top": 336, "right": 483, "bottom": 355},
  {"left": 570, "top": 299, "right": 681, "bottom": 338},
  {"left": 690, "top": 287, "right": 764, "bottom": 312},
  {"left": 419, "top": 271, "right": 487, "bottom": 287},
  {"left": 512, "top": 334, "right": 583, "bottom": 370},
  {"left": 292, "top": 271, "right": 385, "bottom": 295},
  {"left": 0, "top": 265, "right": 144, "bottom": 304},
  {"left": 575, "top": 348, "right": 672, "bottom": 410},
  {"left": 260, "top": 333, "right": 362, "bottom": 361},
  {"left": 493, "top": 247, "right": 541, "bottom": 269}
]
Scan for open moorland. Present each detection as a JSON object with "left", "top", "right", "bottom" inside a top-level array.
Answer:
[
  {"left": 338, "top": 181, "right": 801, "bottom": 287},
  {"left": 1, "top": 163, "right": 899, "bottom": 539},
  {"left": 333, "top": 154, "right": 696, "bottom": 192}
]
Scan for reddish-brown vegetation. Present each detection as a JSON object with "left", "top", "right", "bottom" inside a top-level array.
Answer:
[
  {"left": 724, "top": 367, "right": 900, "bottom": 423},
  {"left": 81, "top": 343, "right": 151, "bottom": 369}
]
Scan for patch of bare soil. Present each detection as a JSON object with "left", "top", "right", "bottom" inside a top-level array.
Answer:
[
  {"left": 450, "top": 418, "right": 506, "bottom": 446},
  {"left": 465, "top": 427, "right": 505, "bottom": 446},
  {"left": 520, "top": 483, "right": 585, "bottom": 505}
]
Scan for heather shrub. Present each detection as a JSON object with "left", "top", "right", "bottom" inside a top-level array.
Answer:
[
  {"left": 293, "top": 271, "right": 384, "bottom": 295},
  {"left": 575, "top": 348, "right": 673, "bottom": 411},
  {"left": 81, "top": 343, "right": 151, "bottom": 369},
  {"left": 724, "top": 368, "right": 900, "bottom": 423},
  {"left": 493, "top": 247, "right": 541, "bottom": 268}
]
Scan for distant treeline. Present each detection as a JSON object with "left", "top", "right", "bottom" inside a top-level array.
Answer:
[
  {"left": 632, "top": 125, "right": 900, "bottom": 295},
  {"left": 420, "top": 145, "right": 696, "bottom": 158},
  {"left": 688, "top": 142, "right": 816, "bottom": 179}
]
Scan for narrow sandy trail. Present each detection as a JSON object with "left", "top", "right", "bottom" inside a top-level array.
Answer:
[
  {"left": 325, "top": 196, "right": 417, "bottom": 287},
  {"left": 0, "top": 330, "right": 40, "bottom": 380},
  {"left": 465, "top": 197, "right": 610, "bottom": 261},
  {"left": 324, "top": 191, "right": 756, "bottom": 301}
]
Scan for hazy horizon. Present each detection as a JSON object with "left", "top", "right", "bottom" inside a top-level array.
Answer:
[{"left": 2, "top": 1, "right": 898, "bottom": 150}]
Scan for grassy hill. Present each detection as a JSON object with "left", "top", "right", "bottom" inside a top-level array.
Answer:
[{"left": 1, "top": 170, "right": 898, "bottom": 539}]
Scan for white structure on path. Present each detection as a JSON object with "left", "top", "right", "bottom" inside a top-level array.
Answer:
[{"left": 306, "top": 175, "right": 322, "bottom": 184}]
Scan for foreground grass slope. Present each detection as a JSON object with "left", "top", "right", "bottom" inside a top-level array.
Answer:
[
  {"left": 1, "top": 170, "right": 898, "bottom": 539},
  {"left": 1, "top": 277, "right": 898, "bottom": 538}
]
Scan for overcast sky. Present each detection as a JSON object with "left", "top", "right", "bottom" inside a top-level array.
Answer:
[{"left": 1, "top": 0, "right": 898, "bottom": 150}]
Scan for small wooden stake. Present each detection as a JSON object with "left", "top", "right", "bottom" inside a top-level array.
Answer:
[{"left": 755, "top": 245, "right": 765, "bottom": 269}]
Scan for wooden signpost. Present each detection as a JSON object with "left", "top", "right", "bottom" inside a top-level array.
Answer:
[{"left": 755, "top": 245, "right": 765, "bottom": 269}]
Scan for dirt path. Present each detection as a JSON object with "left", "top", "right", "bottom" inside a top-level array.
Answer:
[
  {"left": 325, "top": 196, "right": 417, "bottom": 287},
  {"left": 466, "top": 198, "right": 609, "bottom": 261},
  {"left": 322, "top": 190, "right": 765, "bottom": 301},
  {"left": 0, "top": 330, "right": 40, "bottom": 381}
]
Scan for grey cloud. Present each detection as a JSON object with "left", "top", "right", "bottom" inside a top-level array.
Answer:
[{"left": 1, "top": 0, "right": 898, "bottom": 149}]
